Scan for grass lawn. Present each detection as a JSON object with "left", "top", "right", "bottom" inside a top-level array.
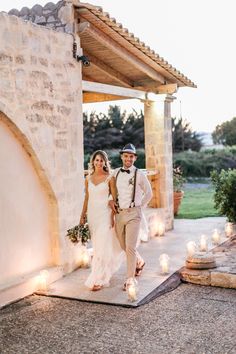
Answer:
[{"left": 175, "top": 184, "right": 220, "bottom": 219}]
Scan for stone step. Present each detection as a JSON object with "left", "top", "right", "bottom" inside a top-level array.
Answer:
[{"left": 180, "top": 237, "right": 236, "bottom": 289}]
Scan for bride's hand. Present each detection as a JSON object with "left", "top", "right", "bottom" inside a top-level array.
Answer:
[{"left": 109, "top": 200, "right": 118, "bottom": 213}]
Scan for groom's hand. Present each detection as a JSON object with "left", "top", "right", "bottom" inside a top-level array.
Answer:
[{"left": 108, "top": 200, "right": 118, "bottom": 213}]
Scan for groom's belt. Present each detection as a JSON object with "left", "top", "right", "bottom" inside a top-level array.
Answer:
[{"left": 118, "top": 206, "right": 141, "bottom": 212}]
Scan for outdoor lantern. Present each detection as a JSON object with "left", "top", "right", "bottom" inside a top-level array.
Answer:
[
  {"left": 37, "top": 269, "right": 49, "bottom": 291},
  {"left": 159, "top": 253, "right": 170, "bottom": 274},
  {"left": 127, "top": 280, "right": 137, "bottom": 302},
  {"left": 81, "top": 248, "right": 90, "bottom": 268},
  {"left": 212, "top": 229, "right": 221, "bottom": 245},
  {"left": 157, "top": 222, "right": 165, "bottom": 236},
  {"left": 225, "top": 223, "right": 233, "bottom": 237},
  {"left": 186, "top": 241, "right": 197, "bottom": 257},
  {"left": 199, "top": 234, "right": 208, "bottom": 252}
]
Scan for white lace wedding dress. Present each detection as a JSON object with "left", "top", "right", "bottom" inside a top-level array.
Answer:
[{"left": 85, "top": 176, "right": 124, "bottom": 289}]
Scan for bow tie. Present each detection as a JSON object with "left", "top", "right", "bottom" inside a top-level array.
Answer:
[{"left": 121, "top": 168, "right": 130, "bottom": 174}]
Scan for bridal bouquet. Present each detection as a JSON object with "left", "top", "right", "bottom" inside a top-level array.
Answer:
[{"left": 66, "top": 223, "right": 90, "bottom": 245}]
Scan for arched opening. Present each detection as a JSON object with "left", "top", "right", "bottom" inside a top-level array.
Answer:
[{"left": 0, "top": 112, "right": 59, "bottom": 285}]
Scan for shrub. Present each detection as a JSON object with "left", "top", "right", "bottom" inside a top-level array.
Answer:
[
  {"left": 174, "top": 147, "right": 236, "bottom": 177},
  {"left": 211, "top": 169, "right": 236, "bottom": 222}
]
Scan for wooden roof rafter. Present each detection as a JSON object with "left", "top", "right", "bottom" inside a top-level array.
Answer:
[
  {"left": 77, "top": 21, "right": 165, "bottom": 85},
  {"left": 81, "top": 50, "right": 134, "bottom": 88},
  {"left": 74, "top": 1, "right": 196, "bottom": 89}
]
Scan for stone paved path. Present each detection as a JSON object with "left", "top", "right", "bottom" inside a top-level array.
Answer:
[{"left": 39, "top": 217, "right": 227, "bottom": 307}]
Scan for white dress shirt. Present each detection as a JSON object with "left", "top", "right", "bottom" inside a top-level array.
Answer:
[{"left": 113, "top": 166, "right": 153, "bottom": 209}]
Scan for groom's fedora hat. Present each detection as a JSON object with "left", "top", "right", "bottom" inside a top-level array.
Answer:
[{"left": 119, "top": 143, "right": 137, "bottom": 155}]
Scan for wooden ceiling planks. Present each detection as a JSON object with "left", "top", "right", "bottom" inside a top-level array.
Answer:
[{"left": 76, "top": 4, "right": 196, "bottom": 88}]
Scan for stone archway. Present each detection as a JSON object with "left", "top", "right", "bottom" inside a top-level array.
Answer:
[{"left": 0, "top": 112, "right": 59, "bottom": 285}]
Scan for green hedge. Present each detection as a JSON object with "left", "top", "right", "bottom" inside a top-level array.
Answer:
[{"left": 174, "top": 147, "right": 236, "bottom": 177}]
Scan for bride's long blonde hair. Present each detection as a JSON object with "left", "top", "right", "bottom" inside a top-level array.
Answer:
[{"left": 88, "top": 150, "right": 111, "bottom": 175}]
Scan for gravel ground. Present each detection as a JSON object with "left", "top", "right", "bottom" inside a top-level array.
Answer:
[{"left": 1, "top": 284, "right": 236, "bottom": 354}]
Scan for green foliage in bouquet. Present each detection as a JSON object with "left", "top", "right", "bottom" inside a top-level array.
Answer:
[{"left": 66, "top": 223, "right": 90, "bottom": 245}]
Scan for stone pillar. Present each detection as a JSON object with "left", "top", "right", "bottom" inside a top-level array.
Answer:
[{"left": 144, "top": 94, "right": 175, "bottom": 230}]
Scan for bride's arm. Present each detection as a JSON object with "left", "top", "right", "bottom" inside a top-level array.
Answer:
[
  {"left": 79, "top": 178, "right": 89, "bottom": 225},
  {"left": 108, "top": 177, "right": 118, "bottom": 213}
]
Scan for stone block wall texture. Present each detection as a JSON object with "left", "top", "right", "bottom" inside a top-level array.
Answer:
[
  {"left": 0, "top": 12, "right": 84, "bottom": 283},
  {"left": 144, "top": 96, "right": 174, "bottom": 230}
]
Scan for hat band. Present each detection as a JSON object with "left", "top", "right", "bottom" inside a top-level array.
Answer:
[{"left": 121, "top": 149, "right": 136, "bottom": 154}]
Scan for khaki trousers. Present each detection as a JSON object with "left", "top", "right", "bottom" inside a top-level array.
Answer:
[{"left": 115, "top": 207, "right": 142, "bottom": 279}]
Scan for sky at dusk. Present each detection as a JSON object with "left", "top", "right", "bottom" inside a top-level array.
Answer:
[{"left": 1, "top": 0, "right": 236, "bottom": 132}]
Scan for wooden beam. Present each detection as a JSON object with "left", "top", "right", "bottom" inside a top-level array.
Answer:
[
  {"left": 83, "top": 50, "right": 134, "bottom": 88},
  {"left": 156, "top": 84, "right": 178, "bottom": 94},
  {"left": 82, "top": 80, "right": 147, "bottom": 100},
  {"left": 134, "top": 80, "right": 178, "bottom": 94},
  {"left": 83, "top": 92, "right": 130, "bottom": 103},
  {"left": 82, "top": 73, "right": 95, "bottom": 82},
  {"left": 77, "top": 22, "right": 165, "bottom": 84}
]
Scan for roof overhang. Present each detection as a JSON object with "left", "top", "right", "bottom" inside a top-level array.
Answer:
[{"left": 73, "top": 1, "right": 196, "bottom": 99}]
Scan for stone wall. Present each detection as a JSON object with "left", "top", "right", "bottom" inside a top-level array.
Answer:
[
  {"left": 144, "top": 95, "right": 174, "bottom": 230},
  {"left": 0, "top": 11, "right": 84, "bottom": 285}
]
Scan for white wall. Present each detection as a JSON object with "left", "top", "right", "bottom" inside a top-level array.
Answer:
[{"left": 0, "top": 121, "right": 52, "bottom": 285}]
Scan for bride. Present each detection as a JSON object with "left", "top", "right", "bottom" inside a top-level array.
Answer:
[{"left": 79, "top": 150, "right": 123, "bottom": 291}]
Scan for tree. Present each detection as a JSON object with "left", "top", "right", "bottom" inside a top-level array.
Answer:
[
  {"left": 172, "top": 117, "right": 202, "bottom": 153},
  {"left": 122, "top": 109, "right": 144, "bottom": 148},
  {"left": 83, "top": 106, "right": 144, "bottom": 153},
  {"left": 212, "top": 117, "right": 236, "bottom": 146},
  {"left": 83, "top": 108, "right": 202, "bottom": 154}
]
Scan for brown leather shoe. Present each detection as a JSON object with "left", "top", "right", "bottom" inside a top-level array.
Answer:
[
  {"left": 91, "top": 285, "right": 102, "bottom": 291},
  {"left": 135, "top": 261, "right": 145, "bottom": 276},
  {"left": 123, "top": 278, "right": 138, "bottom": 291}
]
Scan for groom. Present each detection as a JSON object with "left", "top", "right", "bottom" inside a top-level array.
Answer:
[{"left": 109, "top": 143, "right": 153, "bottom": 289}]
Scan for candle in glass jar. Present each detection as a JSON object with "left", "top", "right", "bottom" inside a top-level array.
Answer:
[
  {"left": 82, "top": 251, "right": 90, "bottom": 268},
  {"left": 225, "top": 223, "right": 233, "bottom": 237},
  {"left": 157, "top": 223, "right": 165, "bottom": 236},
  {"left": 186, "top": 241, "right": 196, "bottom": 257},
  {"left": 212, "top": 229, "right": 221, "bottom": 245},
  {"left": 37, "top": 270, "right": 49, "bottom": 291},
  {"left": 127, "top": 284, "right": 137, "bottom": 301},
  {"left": 199, "top": 234, "right": 208, "bottom": 252},
  {"left": 159, "top": 253, "right": 170, "bottom": 274}
]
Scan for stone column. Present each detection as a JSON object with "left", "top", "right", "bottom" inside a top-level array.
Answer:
[{"left": 144, "top": 94, "right": 175, "bottom": 230}]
